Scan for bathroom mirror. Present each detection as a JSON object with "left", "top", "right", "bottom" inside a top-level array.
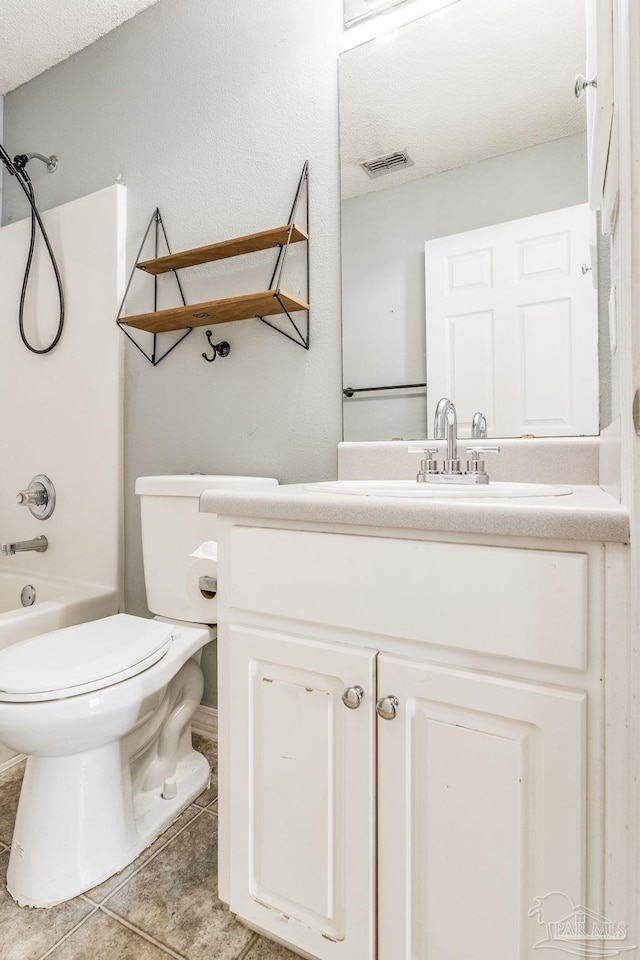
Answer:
[
  {"left": 344, "top": 0, "right": 407, "bottom": 27},
  {"left": 340, "top": 0, "right": 613, "bottom": 441}
]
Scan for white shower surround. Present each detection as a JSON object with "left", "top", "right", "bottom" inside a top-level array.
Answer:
[{"left": 0, "top": 184, "right": 125, "bottom": 768}]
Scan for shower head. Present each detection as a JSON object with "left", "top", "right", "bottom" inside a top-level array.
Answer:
[{"left": 13, "top": 152, "right": 58, "bottom": 173}]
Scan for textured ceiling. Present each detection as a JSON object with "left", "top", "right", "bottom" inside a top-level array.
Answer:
[
  {"left": 0, "top": 0, "right": 163, "bottom": 95},
  {"left": 340, "top": 0, "right": 587, "bottom": 198}
]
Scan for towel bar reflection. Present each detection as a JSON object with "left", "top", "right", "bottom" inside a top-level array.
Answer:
[{"left": 343, "top": 382, "right": 426, "bottom": 398}]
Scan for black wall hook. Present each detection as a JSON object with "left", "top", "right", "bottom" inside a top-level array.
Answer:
[{"left": 202, "top": 331, "right": 231, "bottom": 363}]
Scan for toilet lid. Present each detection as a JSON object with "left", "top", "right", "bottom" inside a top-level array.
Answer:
[{"left": 0, "top": 614, "right": 174, "bottom": 700}]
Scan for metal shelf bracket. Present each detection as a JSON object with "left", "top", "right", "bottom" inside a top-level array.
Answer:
[
  {"left": 116, "top": 208, "right": 192, "bottom": 366},
  {"left": 257, "top": 161, "right": 310, "bottom": 350}
]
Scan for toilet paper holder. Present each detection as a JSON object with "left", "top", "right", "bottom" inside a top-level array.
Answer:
[{"left": 198, "top": 575, "right": 217, "bottom": 600}]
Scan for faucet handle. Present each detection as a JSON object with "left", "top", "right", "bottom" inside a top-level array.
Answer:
[
  {"left": 466, "top": 445, "right": 500, "bottom": 479},
  {"left": 408, "top": 446, "right": 439, "bottom": 480},
  {"left": 408, "top": 446, "right": 438, "bottom": 456},
  {"left": 466, "top": 446, "right": 501, "bottom": 456}
]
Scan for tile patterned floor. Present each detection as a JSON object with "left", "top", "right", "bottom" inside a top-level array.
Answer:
[{"left": 0, "top": 735, "right": 298, "bottom": 960}]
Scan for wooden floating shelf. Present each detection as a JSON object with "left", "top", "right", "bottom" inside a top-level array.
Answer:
[
  {"left": 137, "top": 224, "right": 309, "bottom": 275},
  {"left": 119, "top": 290, "right": 310, "bottom": 334}
]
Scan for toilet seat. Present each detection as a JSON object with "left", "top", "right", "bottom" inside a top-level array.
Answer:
[{"left": 0, "top": 614, "right": 175, "bottom": 703}]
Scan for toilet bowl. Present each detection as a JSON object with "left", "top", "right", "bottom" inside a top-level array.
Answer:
[{"left": 0, "top": 474, "right": 277, "bottom": 907}]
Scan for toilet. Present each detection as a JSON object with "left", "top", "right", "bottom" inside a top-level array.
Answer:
[{"left": 0, "top": 474, "right": 277, "bottom": 908}]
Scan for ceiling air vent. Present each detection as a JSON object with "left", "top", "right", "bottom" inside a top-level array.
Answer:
[{"left": 360, "top": 149, "right": 414, "bottom": 178}]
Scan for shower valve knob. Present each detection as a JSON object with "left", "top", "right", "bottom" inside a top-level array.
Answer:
[
  {"left": 16, "top": 475, "right": 56, "bottom": 520},
  {"left": 17, "top": 489, "right": 46, "bottom": 506}
]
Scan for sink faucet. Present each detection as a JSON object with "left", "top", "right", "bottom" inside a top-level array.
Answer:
[
  {"left": 433, "top": 397, "right": 461, "bottom": 474},
  {"left": 471, "top": 412, "right": 488, "bottom": 439},
  {"left": 0, "top": 535, "right": 48, "bottom": 557}
]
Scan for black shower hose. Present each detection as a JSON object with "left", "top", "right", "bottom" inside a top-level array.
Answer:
[{"left": 0, "top": 144, "right": 65, "bottom": 354}]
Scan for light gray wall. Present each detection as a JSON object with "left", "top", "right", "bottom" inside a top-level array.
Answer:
[
  {"left": 2, "top": 0, "right": 343, "bottom": 705},
  {"left": 342, "top": 133, "right": 590, "bottom": 440}
]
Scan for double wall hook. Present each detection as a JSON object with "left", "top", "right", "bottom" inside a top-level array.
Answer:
[{"left": 202, "top": 331, "right": 231, "bottom": 363}]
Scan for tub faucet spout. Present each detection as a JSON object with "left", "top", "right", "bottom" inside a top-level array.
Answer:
[{"left": 0, "top": 535, "right": 48, "bottom": 556}]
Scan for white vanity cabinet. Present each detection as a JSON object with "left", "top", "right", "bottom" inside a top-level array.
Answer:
[
  {"left": 217, "top": 519, "right": 614, "bottom": 960},
  {"left": 226, "top": 626, "right": 376, "bottom": 960},
  {"left": 376, "top": 656, "right": 586, "bottom": 960}
]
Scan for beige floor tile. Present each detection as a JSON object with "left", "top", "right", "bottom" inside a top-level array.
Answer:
[
  {"left": 86, "top": 805, "right": 201, "bottom": 904},
  {"left": 0, "top": 761, "right": 25, "bottom": 847},
  {"left": 47, "top": 910, "right": 175, "bottom": 960},
  {"left": 244, "top": 935, "right": 302, "bottom": 960},
  {"left": 192, "top": 735, "right": 217, "bottom": 807},
  {"left": 104, "top": 813, "right": 251, "bottom": 960},
  {"left": 0, "top": 850, "right": 94, "bottom": 960}
]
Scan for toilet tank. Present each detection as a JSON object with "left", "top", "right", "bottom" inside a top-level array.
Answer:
[{"left": 134, "top": 475, "right": 278, "bottom": 622}]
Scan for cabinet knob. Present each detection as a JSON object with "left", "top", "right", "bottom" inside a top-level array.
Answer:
[
  {"left": 342, "top": 685, "right": 364, "bottom": 709},
  {"left": 376, "top": 695, "right": 399, "bottom": 720}
]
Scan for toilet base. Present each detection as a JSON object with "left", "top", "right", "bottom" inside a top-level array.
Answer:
[{"left": 7, "top": 747, "right": 210, "bottom": 908}]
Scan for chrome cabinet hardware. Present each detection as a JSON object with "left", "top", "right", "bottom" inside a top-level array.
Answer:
[
  {"left": 16, "top": 475, "right": 56, "bottom": 520},
  {"left": 342, "top": 686, "right": 365, "bottom": 709},
  {"left": 376, "top": 695, "right": 399, "bottom": 720},
  {"left": 575, "top": 73, "right": 597, "bottom": 98}
]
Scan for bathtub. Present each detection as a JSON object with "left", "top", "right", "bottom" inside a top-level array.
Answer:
[{"left": 0, "top": 568, "right": 118, "bottom": 770}]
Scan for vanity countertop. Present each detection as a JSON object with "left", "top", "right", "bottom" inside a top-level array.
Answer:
[{"left": 200, "top": 483, "right": 629, "bottom": 543}]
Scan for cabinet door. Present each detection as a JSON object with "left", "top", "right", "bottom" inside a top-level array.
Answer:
[
  {"left": 228, "top": 625, "right": 376, "bottom": 960},
  {"left": 377, "top": 655, "right": 587, "bottom": 960}
]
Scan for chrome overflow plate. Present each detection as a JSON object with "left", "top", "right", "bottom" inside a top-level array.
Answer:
[
  {"left": 20, "top": 585, "right": 36, "bottom": 607},
  {"left": 16, "top": 475, "right": 56, "bottom": 520}
]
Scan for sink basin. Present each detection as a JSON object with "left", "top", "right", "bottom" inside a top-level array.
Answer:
[{"left": 303, "top": 480, "right": 572, "bottom": 499}]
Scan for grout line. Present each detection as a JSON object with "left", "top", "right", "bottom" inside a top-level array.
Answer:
[
  {"left": 95, "top": 805, "right": 208, "bottom": 906},
  {"left": 236, "top": 933, "right": 260, "bottom": 960},
  {"left": 100, "top": 905, "right": 190, "bottom": 960},
  {"left": 37, "top": 903, "right": 101, "bottom": 960}
]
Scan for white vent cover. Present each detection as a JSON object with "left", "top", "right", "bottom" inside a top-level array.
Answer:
[{"left": 360, "top": 149, "right": 414, "bottom": 178}]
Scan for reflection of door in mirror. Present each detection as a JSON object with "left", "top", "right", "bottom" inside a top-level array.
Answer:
[
  {"left": 425, "top": 205, "right": 599, "bottom": 438},
  {"left": 339, "top": 0, "right": 614, "bottom": 442}
]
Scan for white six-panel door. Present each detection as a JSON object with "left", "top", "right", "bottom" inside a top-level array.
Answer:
[
  {"left": 425, "top": 204, "right": 599, "bottom": 437},
  {"left": 376, "top": 655, "right": 587, "bottom": 960},
  {"left": 228, "top": 625, "right": 376, "bottom": 960}
]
